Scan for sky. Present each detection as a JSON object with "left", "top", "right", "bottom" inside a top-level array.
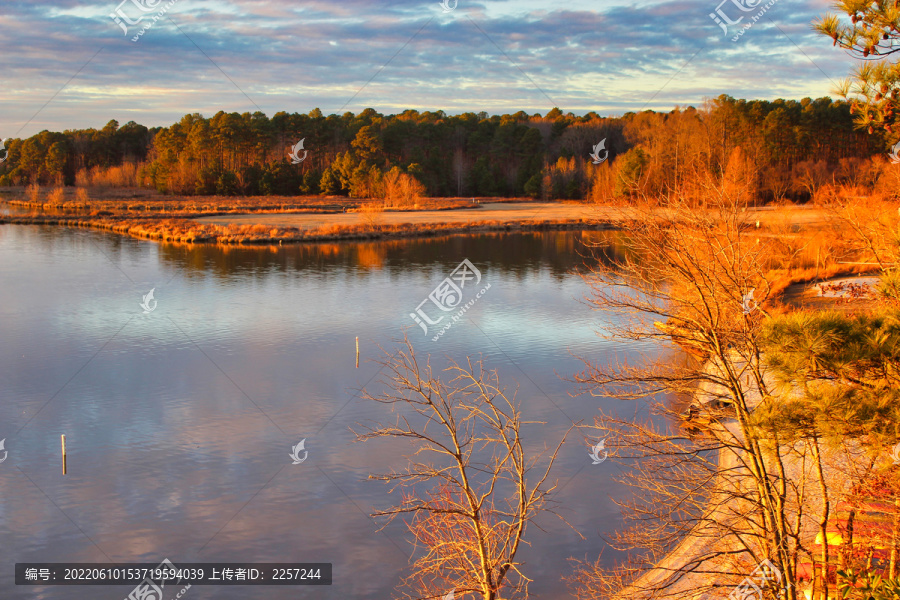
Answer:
[{"left": 0, "top": 0, "right": 859, "bottom": 137}]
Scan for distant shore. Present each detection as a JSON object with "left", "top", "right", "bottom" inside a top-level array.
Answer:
[
  {"left": 0, "top": 187, "right": 841, "bottom": 246},
  {"left": 0, "top": 211, "right": 614, "bottom": 244},
  {"left": 0, "top": 188, "right": 616, "bottom": 244}
]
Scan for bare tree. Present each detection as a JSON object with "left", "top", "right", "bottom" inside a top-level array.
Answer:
[
  {"left": 567, "top": 192, "right": 841, "bottom": 600},
  {"left": 791, "top": 160, "right": 831, "bottom": 200},
  {"left": 357, "top": 339, "right": 575, "bottom": 600},
  {"left": 822, "top": 196, "right": 900, "bottom": 271}
]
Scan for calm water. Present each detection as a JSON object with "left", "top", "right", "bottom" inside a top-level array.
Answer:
[{"left": 0, "top": 224, "right": 674, "bottom": 600}]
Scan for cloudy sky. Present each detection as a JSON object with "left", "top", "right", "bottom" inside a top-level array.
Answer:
[{"left": 0, "top": 0, "right": 857, "bottom": 137}]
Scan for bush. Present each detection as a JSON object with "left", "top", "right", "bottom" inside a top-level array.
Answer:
[
  {"left": 26, "top": 184, "right": 41, "bottom": 203},
  {"left": 75, "top": 163, "right": 142, "bottom": 188},
  {"left": 47, "top": 187, "right": 66, "bottom": 205}
]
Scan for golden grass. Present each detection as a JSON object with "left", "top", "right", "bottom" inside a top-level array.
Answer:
[
  {"left": 756, "top": 197, "right": 899, "bottom": 309},
  {"left": 356, "top": 201, "right": 385, "bottom": 227},
  {"left": 0, "top": 213, "right": 607, "bottom": 246},
  {"left": 3, "top": 188, "right": 475, "bottom": 217}
]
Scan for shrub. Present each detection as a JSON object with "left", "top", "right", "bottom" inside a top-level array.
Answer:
[
  {"left": 47, "top": 187, "right": 66, "bottom": 205},
  {"left": 25, "top": 184, "right": 41, "bottom": 203}
]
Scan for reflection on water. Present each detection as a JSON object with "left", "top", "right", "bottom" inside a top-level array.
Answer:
[
  {"left": 0, "top": 225, "right": 672, "bottom": 600},
  {"left": 0, "top": 199, "right": 29, "bottom": 216},
  {"left": 154, "top": 229, "right": 629, "bottom": 279}
]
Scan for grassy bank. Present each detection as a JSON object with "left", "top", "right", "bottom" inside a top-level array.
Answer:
[
  {"left": 0, "top": 186, "right": 603, "bottom": 244},
  {"left": 0, "top": 186, "right": 481, "bottom": 217},
  {"left": 0, "top": 213, "right": 612, "bottom": 244}
]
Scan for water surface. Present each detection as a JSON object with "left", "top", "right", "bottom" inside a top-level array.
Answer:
[{"left": 0, "top": 225, "right": 674, "bottom": 599}]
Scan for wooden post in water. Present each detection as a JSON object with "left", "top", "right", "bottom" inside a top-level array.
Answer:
[
  {"left": 61, "top": 434, "right": 67, "bottom": 475},
  {"left": 355, "top": 337, "right": 360, "bottom": 369}
]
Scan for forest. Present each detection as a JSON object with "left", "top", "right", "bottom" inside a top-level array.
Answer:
[{"left": 0, "top": 95, "right": 894, "bottom": 203}]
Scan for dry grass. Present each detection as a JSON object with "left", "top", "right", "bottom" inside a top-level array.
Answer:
[
  {"left": 0, "top": 184, "right": 552, "bottom": 245},
  {"left": 0, "top": 213, "right": 607, "bottom": 245},
  {"left": 2, "top": 187, "right": 475, "bottom": 216},
  {"left": 754, "top": 197, "right": 899, "bottom": 310},
  {"left": 355, "top": 201, "right": 385, "bottom": 227}
]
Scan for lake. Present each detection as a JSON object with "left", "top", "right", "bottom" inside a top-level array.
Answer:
[{"left": 0, "top": 223, "right": 674, "bottom": 599}]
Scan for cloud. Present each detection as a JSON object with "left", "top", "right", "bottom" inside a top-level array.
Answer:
[{"left": 0, "top": 0, "right": 857, "bottom": 136}]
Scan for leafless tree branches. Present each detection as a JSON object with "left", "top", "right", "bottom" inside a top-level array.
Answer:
[{"left": 357, "top": 338, "right": 576, "bottom": 600}]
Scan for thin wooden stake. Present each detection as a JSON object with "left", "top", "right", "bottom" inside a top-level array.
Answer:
[
  {"left": 61, "top": 434, "right": 67, "bottom": 475},
  {"left": 355, "top": 337, "right": 360, "bottom": 369}
]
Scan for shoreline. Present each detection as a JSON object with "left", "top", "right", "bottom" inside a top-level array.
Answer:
[
  {"left": 623, "top": 277, "right": 883, "bottom": 599},
  {"left": 0, "top": 213, "right": 615, "bottom": 245},
  {"left": 0, "top": 200, "right": 616, "bottom": 245},
  {"left": 0, "top": 198, "right": 840, "bottom": 247}
]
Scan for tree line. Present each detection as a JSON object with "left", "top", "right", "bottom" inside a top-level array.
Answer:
[{"left": 0, "top": 97, "right": 892, "bottom": 202}]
